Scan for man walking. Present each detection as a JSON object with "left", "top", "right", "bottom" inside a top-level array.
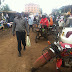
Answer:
[
  {"left": 28, "top": 17, "right": 33, "bottom": 32},
  {"left": 12, "top": 13, "right": 29, "bottom": 57}
]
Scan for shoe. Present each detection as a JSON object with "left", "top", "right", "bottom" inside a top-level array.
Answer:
[
  {"left": 18, "top": 52, "right": 21, "bottom": 57},
  {"left": 23, "top": 46, "right": 26, "bottom": 51},
  {"left": 23, "top": 48, "right": 26, "bottom": 51},
  {"left": 31, "top": 67, "right": 37, "bottom": 72}
]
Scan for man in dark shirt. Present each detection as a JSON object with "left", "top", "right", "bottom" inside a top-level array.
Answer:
[{"left": 12, "top": 13, "right": 29, "bottom": 57}]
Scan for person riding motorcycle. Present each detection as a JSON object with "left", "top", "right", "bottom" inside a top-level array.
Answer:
[
  {"left": 40, "top": 13, "right": 49, "bottom": 27},
  {"left": 39, "top": 14, "right": 49, "bottom": 40}
]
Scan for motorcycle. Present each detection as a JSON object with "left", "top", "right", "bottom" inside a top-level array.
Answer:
[
  {"left": 35, "top": 24, "right": 48, "bottom": 43},
  {"left": 35, "top": 24, "right": 57, "bottom": 43},
  {"left": 31, "top": 41, "right": 72, "bottom": 72}
]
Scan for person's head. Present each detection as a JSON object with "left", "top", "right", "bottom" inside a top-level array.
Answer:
[
  {"left": 17, "top": 13, "right": 21, "bottom": 18},
  {"left": 42, "top": 13, "right": 46, "bottom": 18},
  {"left": 34, "top": 16, "right": 36, "bottom": 18},
  {"left": 71, "top": 12, "right": 72, "bottom": 15},
  {"left": 29, "top": 17, "right": 31, "bottom": 19}
]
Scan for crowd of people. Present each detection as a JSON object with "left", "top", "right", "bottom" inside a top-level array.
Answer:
[
  {"left": 11, "top": 12, "right": 72, "bottom": 57},
  {"left": 0, "top": 13, "right": 9, "bottom": 24},
  {"left": 12, "top": 13, "right": 55, "bottom": 57},
  {"left": 0, "top": 11, "right": 72, "bottom": 57}
]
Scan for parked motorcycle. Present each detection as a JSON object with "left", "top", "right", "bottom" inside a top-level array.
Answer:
[{"left": 31, "top": 41, "right": 72, "bottom": 72}]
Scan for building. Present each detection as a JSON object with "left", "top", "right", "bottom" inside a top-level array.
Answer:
[{"left": 25, "top": 3, "right": 40, "bottom": 15}]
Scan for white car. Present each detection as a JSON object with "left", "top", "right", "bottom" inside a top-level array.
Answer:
[{"left": 60, "top": 16, "right": 72, "bottom": 44}]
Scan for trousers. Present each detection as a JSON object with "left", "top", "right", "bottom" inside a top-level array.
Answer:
[
  {"left": 16, "top": 31, "right": 26, "bottom": 52},
  {"left": 29, "top": 25, "right": 33, "bottom": 31}
]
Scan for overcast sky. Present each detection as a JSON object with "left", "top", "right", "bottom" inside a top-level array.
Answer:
[{"left": 3, "top": 0, "right": 72, "bottom": 14}]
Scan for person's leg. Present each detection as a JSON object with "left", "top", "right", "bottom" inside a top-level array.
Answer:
[
  {"left": 21, "top": 31, "right": 26, "bottom": 50},
  {"left": 31, "top": 25, "right": 33, "bottom": 31},
  {"left": 44, "top": 29, "right": 48, "bottom": 41},
  {"left": 16, "top": 31, "right": 22, "bottom": 56},
  {"left": 29, "top": 25, "right": 33, "bottom": 32},
  {"left": 29, "top": 25, "right": 31, "bottom": 32}
]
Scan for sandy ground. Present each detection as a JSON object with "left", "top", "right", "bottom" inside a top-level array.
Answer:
[{"left": 0, "top": 28, "right": 71, "bottom": 72}]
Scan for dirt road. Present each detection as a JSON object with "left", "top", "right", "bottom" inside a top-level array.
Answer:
[{"left": 0, "top": 28, "right": 71, "bottom": 72}]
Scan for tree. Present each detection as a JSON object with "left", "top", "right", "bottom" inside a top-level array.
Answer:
[
  {"left": 51, "top": 5, "right": 72, "bottom": 16},
  {"left": 0, "top": 4, "right": 11, "bottom": 11},
  {"left": 0, "top": 0, "right": 5, "bottom": 5}
]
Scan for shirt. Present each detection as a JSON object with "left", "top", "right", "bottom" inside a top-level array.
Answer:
[
  {"left": 40, "top": 18, "right": 49, "bottom": 27},
  {"left": 12, "top": 16, "right": 29, "bottom": 35},
  {"left": 28, "top": 18, "right": 33, "bottom": 25}
]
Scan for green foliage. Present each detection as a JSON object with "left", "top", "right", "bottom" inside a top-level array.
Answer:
[
  {"left": 0, "top": 4, "right": 11, "bottom": 11},
  {"left": 59, "top": 5, "right": 72, "bottom": 13},
  {"left": 0, "top": 0, "right": 5, "bottom": 5},
  {"left": 52, "top": 5, "right": 72, "bottom": 15}
]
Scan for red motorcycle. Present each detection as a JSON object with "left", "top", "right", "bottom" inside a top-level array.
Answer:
[{"left": 31, "top": 41, "right": 72, "bottom": 72}]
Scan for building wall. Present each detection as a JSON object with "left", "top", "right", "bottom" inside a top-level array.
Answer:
[{"left": 25, "top": 3, "right": 40, "bottom": 15}]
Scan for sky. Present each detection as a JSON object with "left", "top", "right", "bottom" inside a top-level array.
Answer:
[{"left": 2, "top": 0, "right": 72, "bottom": 15}]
